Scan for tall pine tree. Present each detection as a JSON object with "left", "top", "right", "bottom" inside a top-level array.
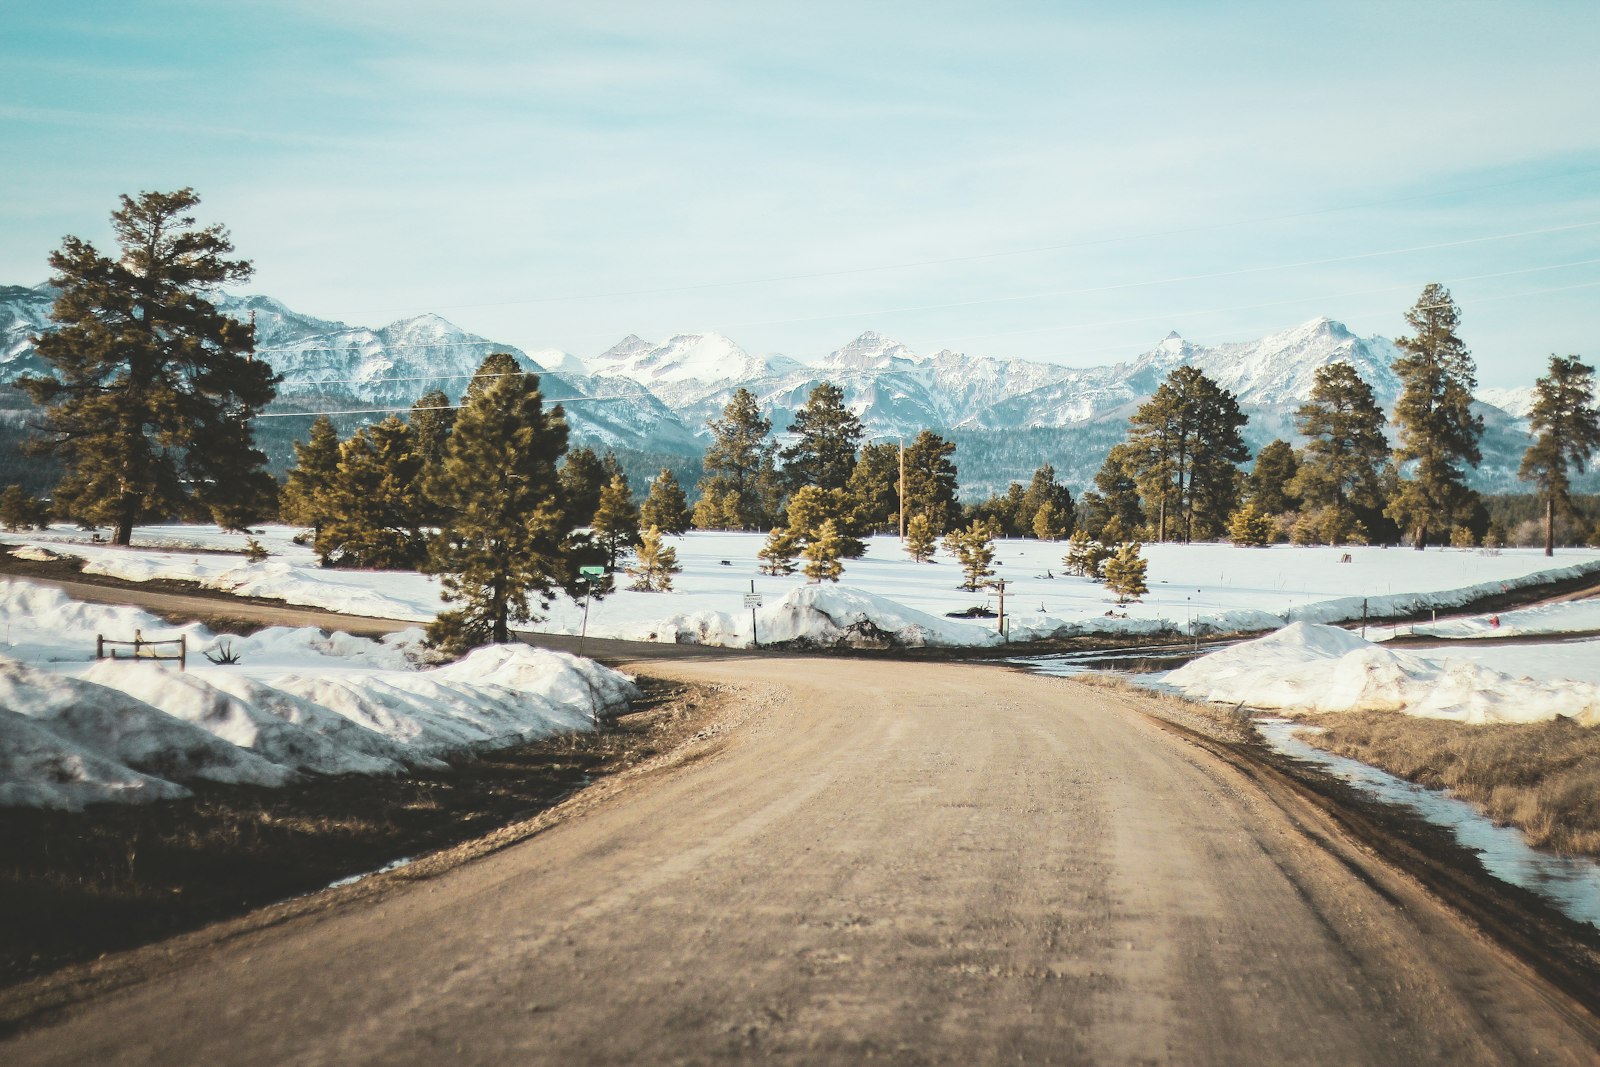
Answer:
[
  {"left": 1290, "top": 361, "right": 1390, "bottom": 544},
  {"left": 697, "top": 388, "right": 779, "bottom": 530},
  {"left": 592, "top": 471, "right": 641, "bottom": 570},
  {"left": 781, "top": 381, "right": 863, "bottom": 492},
  {"left": 1519, "top": 354, "right": 1600, "bottom": 556},
  {"left": 901, "top": 430, "right": 961, "bottom": 535},
  {"left": 1387, "top": 284, "right": 1483, "bottom": 550},
  {"left": 639, "top": 467, "right": 692, "bottom": 534},
  {"left": 1124, "top": 366, "right": 1247, "bottom": 542},
  {"left": 279, "top": 414, "right": 341, "bottom": 535},
  {"left": 18, "top": 189, "right": 278, "bottom": 543},
  {"left": 316, "top": 415, "right": 427, "bottom": 568},
  {"left": 425, "top": 363, "right": 573, "bottom": 650}
]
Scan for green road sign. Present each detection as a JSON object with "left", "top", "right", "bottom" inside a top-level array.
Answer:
[{"left": 579, "top": 565, "right": 605, "bottom": 579}]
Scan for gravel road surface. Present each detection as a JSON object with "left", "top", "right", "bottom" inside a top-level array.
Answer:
[{"left": 6, "top": 656, "right": 1597, "bottom": 1065}]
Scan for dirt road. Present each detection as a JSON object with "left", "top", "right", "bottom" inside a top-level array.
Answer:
[{"left": 7, "top": 657, "right": 1598, "bottom": 1065}]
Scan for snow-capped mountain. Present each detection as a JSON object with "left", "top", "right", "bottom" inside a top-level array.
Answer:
[{"left": 0, "top": 282, "right": 1557, "bottom": 493}]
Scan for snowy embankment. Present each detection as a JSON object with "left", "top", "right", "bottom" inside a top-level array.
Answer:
[
  {"left": 1376, "top": 596, "right": 1600, "bottom": 642},
  {"left": 1164, "top": 622, "right": 1600, "bottom": 726},
  {"left": 7, "top": 526, "right": 1600, "bottom": 649},
  {"left": 0, "top": 580, "right": 637, "bottom": 811}
]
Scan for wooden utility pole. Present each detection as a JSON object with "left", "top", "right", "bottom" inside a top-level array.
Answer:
[{"left": 898, "top": 436, "right": 906, "bottom": 541}]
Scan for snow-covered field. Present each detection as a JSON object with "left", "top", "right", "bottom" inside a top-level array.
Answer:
[
  {"left": 1165, "top": 622, "right": 1600, "bottom": 726},
  {"left": 8, "top": 525, "right": 1599, "bottom": 649},
  {"left": 0, "top": 580, "right": 637, "bottom": 810}
]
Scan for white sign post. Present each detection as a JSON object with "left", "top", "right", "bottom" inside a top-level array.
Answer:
[{"left": 745, "top": 581, "right": 763, "bottom": 649}]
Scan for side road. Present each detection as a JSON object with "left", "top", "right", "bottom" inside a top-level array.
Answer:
[{"left": 5, "top": 656, "right": 1598, "bottom": 1065}]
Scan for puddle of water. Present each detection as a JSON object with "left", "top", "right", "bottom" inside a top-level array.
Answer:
[
  {"left": 326, "top": 855, "right": 414, "bottom": 891},
  {"left": 1012, "top": 641, "right": 1231, "bottom": 677},
  {"left": 1255, "top": 717, "right": 1600, "bottom": 930}
]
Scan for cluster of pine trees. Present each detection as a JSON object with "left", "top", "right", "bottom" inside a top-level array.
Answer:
[{"left": 1082, "top": 285, "right": 1600, "bottom": 557}]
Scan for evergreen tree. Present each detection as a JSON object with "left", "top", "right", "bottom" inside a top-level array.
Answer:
[
  {"left": 1386, "top": 284, "right": 1483, "bottom": 550},
  {"left": 943, "top": 520, "right": 997, "bottom": 591},
  {"left": 802, "top": 518, "right": 846, "bottom": 583},
  {"left": 1082, "top": 444, "right": 1144, "bottom": 542},
  {"left": 904, "top": 512, "right": 936, "bottom": 562},
  {"left": 1019, "top": 464, "right": 1074, "bottom": 538},
  {"left": 1032, "top": 499, "right": 1069, "bottom": 541},
  {"left": 1227, "top": 502, "right": 1274, "bottom": 547},
  {"left": 592, "top": 471, "right": 640, "bottom": 570},
  {"left": 784, "top": 485, "right": 865, "bottom": 559},
  {"left": 1124, "top": 367, "right": 1248, "bottom": 542},
  {"left": 465, "top": 351, "right": 523, "bottom": 398},
  {"left": 1247, "top": 440, "right": 1300, "bottom": 516},
  {"left": 692, "top": 488, "right": 740, "bottom": 531},
  {"left": 1289, "top": 361, "right": 1390, "bottom": 545},
  {"left": 781, "top": 381, "right": 863, "bottom": 492},
  {"left": 560, "top": 445, "right": 608, "bottom": 526},
  {"left": 901, "top": 429, "right": 961, "bottom": 534},
  {"left": 698, "top": 388, "right": 778, "bottom": 530},
  {"left": 424, "top": 365, "right": 572, "bottom": 650},
  {"left": 758, "top": 525, "right": 801, "bottom": 575},
  {"left": 1519, "top": 354, "right": 1600, "bottom": 556},
  {"left": 316, "top": 415, "right": 427, "bottom": 568},
  {"left": 0, "top": 484, "right": 49, "bottom": 531},
  {"left": 626, "top": 525, "right": 680, "bottom": 592},
  {"left": 1103, "top": 542, "right": 1149, "bottom": 604},
  {"left": 847, "top": 440, "right": 902, "bottom": 534},
  {"left": 409, "top": 389, "right": 455, "bottom": 522},
  {"left": 639, "top": 467, "right": 692, "bottom": 534},
  {"left": 1062, "top": 529, "right": 1110, "bottom": 580},
  {"left": 17, "top": 188, "right": 278, "bottom": 543},
  {"left": 279, "top": 415, "right": 342, "bottom": 535}
]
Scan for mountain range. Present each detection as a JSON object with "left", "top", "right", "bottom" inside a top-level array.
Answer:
[{"left": 0, "top": 281, "right": 1572, "bottom": 496}]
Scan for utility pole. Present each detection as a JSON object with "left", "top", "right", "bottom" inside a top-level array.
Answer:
[{"left": 898, "top": 436, "right": 906, "bottom": 541}]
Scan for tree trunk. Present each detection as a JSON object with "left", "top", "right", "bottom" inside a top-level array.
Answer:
[
  {"left": 1413, "top": 523, "right": 1426, "bottom": 551},
  {"left": 1545, "top": 497, "right": 1555, "bottom": 557}
]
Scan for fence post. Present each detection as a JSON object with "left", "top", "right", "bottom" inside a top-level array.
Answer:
[
  {"left": 96, "top": 634, "right": 104, "bottom": 661},
  {"left": 179, "top": 634, "right": 187, "bottom": 672}
]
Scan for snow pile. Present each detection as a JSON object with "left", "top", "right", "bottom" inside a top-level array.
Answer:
[
  {"left": 0, "top": 580, "right": 639, "bottom": 811},
  {"left": 1165, "top": 622, "right": 1600, "bottom": 725}
]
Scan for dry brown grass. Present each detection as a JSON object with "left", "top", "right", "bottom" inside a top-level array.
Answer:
[{"left": 1296, "top": 710, "right": 1600, "bottom": 856}]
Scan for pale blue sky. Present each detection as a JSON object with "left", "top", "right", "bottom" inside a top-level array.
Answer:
[{"left": 3, "top": 1, "right": 1597, "bottom": 387}]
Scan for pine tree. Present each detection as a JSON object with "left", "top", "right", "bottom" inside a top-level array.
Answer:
[
  {"left": 943, "top": 520, "right": 996, "bottom": 591},
  {"left": 784, "top": 485, "right": 865, "bottom": 559},
  {"left": 1123, "top": 367, "right": 1247, "bottom": 542},
  {"left": 279, "top": 415, "right": 341, "bottom": 535},
  {"left": 1032, "top": 499, "right": 1069, "bottom": 541},
  {"left": 639, "top": 468, "right": 692, "bottom": 534},
  {"left": 1062, "top": 529, "right": 1110, "bottom": 579},
  {"left": 1019, "top": 464, "right": 1074, "bottom": 539},
  {"left": 1103, "top": 542, "right": 1149, "bottom": 604},
  {"left": 1083, "top": 445, "right": 1144, "bottom": 542},
  {"left": 782, "top": 381, "right": 863, "bottom": 492},
  {"left": 1227, "top": 502, "right": 1274, "bottom": 547},
  {"left": 315, "top": 415, "right": 427, "bottom": 568},
  {"left": 696, "top": 388, "right": 778, "bottom": 530},
  {"left": 904, "top": 512, "right": 936, "bottom": 562},
  {"left": 801, "top": 518, "right": 846, "bottom": 583},
  {"left": 902, "top": 429, "right": 961, "bottom": 535},
  {"left": 1247, "top": 440, "right": 1300, "bottom": 516},
  {"left": 17, "top": 189, "right": 278, "bottom": 544},
  {"left": 0, "top": 484, "right": 49, "bottom": 531},
  {"left": 592, "top": 471, "right": 640, "bottom": 570},
  {"left": 758, "top": 525, "right": 801, "bottom": 575},
  {"left": 1290, "top": 361, "right": 1390, "bottom": 545},
  {"left": 626, "top": 525, "right": 680, "bottom": 591},
  {"left": 1516, "top": 355, "right": 1600, "bottom": 556},
  {"left": 424, "top": 364, "right": 573, "bottom": 651},
  {"left": 559, "top": 445, "right": 607, "bottom": 527},
  {"left": 847, "top": 440, "right": 902, "bottom": 534},
  {"left": 409, "top": 389, "right": 455, "bottom": 522},
  {"left": 1387, "top": 284, "right": 1484, "bottom": 550}
]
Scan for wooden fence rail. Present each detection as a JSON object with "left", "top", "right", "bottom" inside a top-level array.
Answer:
[{"left": 96, "top": 629, "right": 186, "bottom": 671}]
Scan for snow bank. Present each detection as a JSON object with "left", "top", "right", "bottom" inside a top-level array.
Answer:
[
  {"left": 1166, "top": 622, "right": 1600, "bottom": 725},
  {"left": 0, "top": 579, "right": 640, "bottom": 810}
]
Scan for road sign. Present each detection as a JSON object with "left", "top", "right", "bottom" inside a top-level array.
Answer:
[
  {"left": 743, "top": 593, "right": 764, "bottom": 608},
  {"left": 579, "top": 565, "right": 605, "bottom": 579}
]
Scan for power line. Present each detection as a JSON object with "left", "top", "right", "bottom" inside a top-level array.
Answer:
[{"left": 318, "top": 166, "right": 1600, "bottom": 317}]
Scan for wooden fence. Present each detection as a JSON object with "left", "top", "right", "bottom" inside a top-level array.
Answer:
[{"left": 96, "top": 629, "right": 186, "bottom": 671}]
